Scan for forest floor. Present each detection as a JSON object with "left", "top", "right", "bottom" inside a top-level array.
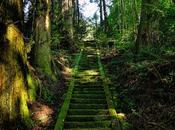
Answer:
[
  {"left": 29, "top": 42, "right": 175, "bottom": 130},
  {"left": 29, "top": 50, "right": 77, "bottom": 130},
  {"left": 101, "top": 45, "right": 175, "bottom": 130}
]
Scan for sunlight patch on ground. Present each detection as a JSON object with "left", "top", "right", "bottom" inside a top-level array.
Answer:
[
  {"left": 78, "top": 69, "right": 99, "bottom": 76},
  {"left": 75, "top": 75, "right": 101, "bottom": 83},
  {"left": 30, "top": 102, "right": 54, "bottom": 125}
]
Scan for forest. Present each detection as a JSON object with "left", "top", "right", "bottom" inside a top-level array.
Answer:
[{"left": 0, "top": 0, "right": 175, "bottom": 130}]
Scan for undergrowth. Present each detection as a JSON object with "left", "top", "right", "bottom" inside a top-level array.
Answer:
[{"left": 102, "top": 44, "right": 175, "bottom": 130}]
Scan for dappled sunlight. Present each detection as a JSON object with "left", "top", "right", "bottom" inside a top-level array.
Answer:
[
  {"left": 78, "top": 69, "right": 99, "bottom": 76},
  {"left": 75, "top": 75, "right": 101, "bottom": 83},
  {"left": 62, "top": 67, "right": 72, "bottom": 75},
  {"left": 30, "top": 102, "right": 54, "bottom": 126},
  {"left": 87, "top": 54, "right": 96, "bottom": 58},
  {"left": 0, "top": 23, "right": 31, "bottom": 126},
  {"left": 45, "top": 13, "right": 50, "bottom": 31},
  {"left": 6, "top": 24, "right": 25, "bottom": 56},
  {"left": 27, "top": 74, "right": 38, "bottom": 102}
]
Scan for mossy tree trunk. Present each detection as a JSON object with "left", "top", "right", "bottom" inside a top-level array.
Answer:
[
  {"left": 0, "top": 0, "right": 32, "bottom": 127},
  {"left": 33, "top": 0, "right": 52, "bottom": 76},
  {"left": 60, "top": 0, "right": 75, "bottom": 49},
  {"left": 135, "top": 0, "right": 160, "bottom": 53}
]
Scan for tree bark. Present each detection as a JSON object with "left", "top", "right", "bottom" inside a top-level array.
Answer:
[
  {"left": 0, "top": 0, "right": 31, "bottom": 127},
  {"left": 99, "top": 0, "right": 103, "bottom": 27},
  {"left": 33, "top": 0, "right": 52, "bottom": 76},
  {"left": 102, "top": 0, "right": 108, "bottom": 33},
  {"left": 135, "top": 0, "right": 160, "bottom": 53}
]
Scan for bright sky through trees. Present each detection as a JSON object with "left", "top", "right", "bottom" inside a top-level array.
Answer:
[
  {"left": 79, "top": 0, "right": 111, "bottom": 22},
  {"left": 79, "top": 0, "right": 99, "bottom": 18}
]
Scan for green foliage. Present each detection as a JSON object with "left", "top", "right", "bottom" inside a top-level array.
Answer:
[
  {"left": 41, "top": 87, "right": 54, "bottom": 103},
  {"left": 121, "top": 121, "right": 133, "bottom": 130},
  {"left": 51, "top": 32, "right": 61, "bottom": 50},
  {"left": 160, "top": 4, "right": 175, "bottom": 44},
  {"left": 96, "top": 31, "right": 108, "bottom": 47}
]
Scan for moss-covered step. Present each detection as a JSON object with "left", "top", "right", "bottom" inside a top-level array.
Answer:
[
  {"left": 75, "top": 81, "right": 103, "bottom": 86},
  {"left": 74, "top": 78, "right": 102, "bottom": 83},
  {"left": 64, "top": 128, "right": 111, "bottom": 130},
  {"left": 72, "top": 94, "right": 105, "bottom": 99},
  {"left": 69, "top": 103, "right": 107, "bottom": 109},
  {"left": 73, "top": 75, "right": 101, "bottom": 80},
  {"left": 78, "top": 65, "right": 98, "bottom": 69},
  {"left": 74, "top": 87, "right": 103, "bottom": 91},
  {"left": 74, "top": 85, "right": 103, "bottom": 89},
  {"left": 64, "top": 121, "right": 111, "bottom": 128},
  {"left": 71, "top": 98, "right": 107, "bottom": 104},
  {"left": 73, "top": 90, "right": 105, "bottom": 94},
  {"left": 76, "top": 73, "right": 100, "bottom": 76},
  {"left": 65, "top": 115, "right": 111, "bottom": 122},
  {"left": 68, "top": 109, "right": 109, "bottom": 115},
  {"left": 74, "top": 84, "right": 102, "bottom": 87}
]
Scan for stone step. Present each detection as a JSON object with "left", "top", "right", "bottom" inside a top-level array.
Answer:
[
  {"left": 75, "top": 82, "right": 103, "bottom": 86},
  {"left": 66, "top": 115, "right": 111, "bottom": 122},
  {"left": 74, "top": 87, "right": 104, "bottom": 91},
  {"left": 73, "top": 90, "right": 104, "bottom": 94},
  {"left": 72, "top": 94, "right": 105, "bottom": 99},
  {"left": 69, "top": 103, "right": 108, "bottom": 109},
  {"left": 68, "top": 109, "right": 109, "bottom": 115},
  {"left": 64, "top": 121, "right": 111, "bottom": 128},
  {"left": 71, "top": 98, "right": 106, "bottom": 104},
  {"left": 74, "top": 85, "right": 103, "bottom": 88},
  {"left": 64, "top": 128, "right": 111, "bottom": 130}
]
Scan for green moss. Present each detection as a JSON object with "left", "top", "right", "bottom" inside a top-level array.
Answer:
[
  {"left": 20, "top": 89, "right": 33, "bottom": 128},
  {"left": 97, "top": 49, "right": 128, "bottom": 130},
  {"left": 27, "top": 74, "right": 39, "bottom": 102},
  {"left": 34, "top": 14, "right": 52, "bottom": 77},
  {"left": 0, "top": 24, "right": 32, "bottom": 127}
]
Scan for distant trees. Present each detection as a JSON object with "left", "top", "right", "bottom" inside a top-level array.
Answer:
[
  {"left": 108, "top": 0, "right": 141, "bottom": 43},
  {"left": 98, "top": 0, "right": 108, "bottom": 32},
  {"left": 107, "top": 0, "right": 175, "bottom": 53}
]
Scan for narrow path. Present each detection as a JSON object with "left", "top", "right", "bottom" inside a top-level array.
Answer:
[{"left": 54, "top": 44, "right": 120, "bottom": 130}]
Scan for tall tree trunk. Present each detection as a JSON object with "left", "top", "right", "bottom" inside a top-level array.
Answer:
[
  {"left": 102, "top": 0, "right": 108, "bottom": 33},
  {"left": 62, "top": 0, "right": 74, "bottom": 40},
  {"left": 33, "top": 0, "right": 52, "bottom": 76},
  {"left": 135, "top": 0, "right": 160, "bottom": 53},
  {"left": 76, "top": 0, "right": 80, "bottom": 27},
  {"left": 120, "top": 0, "right": 125, "bottom": 35},
  {"left": 99, "top": 0, "right": 103, "bottom": 27},
  {"left": 60, "top": 0, "right": 75, "bottom": 50},
  {"left": 0, "top": 0, "right": 31, "bottom": 127}
]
